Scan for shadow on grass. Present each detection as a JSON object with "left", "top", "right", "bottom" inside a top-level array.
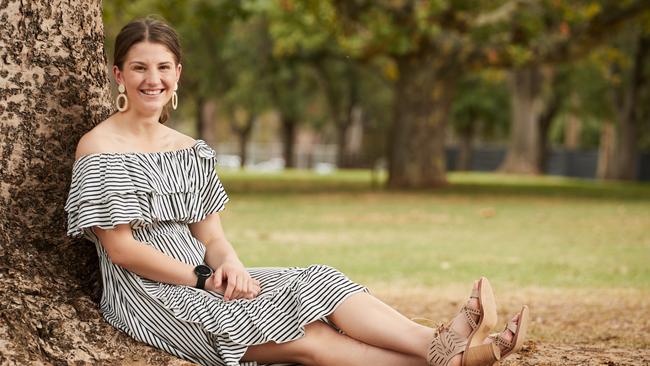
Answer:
[{"left": 218, "top": 170, "right": 650, "bottom": 201}]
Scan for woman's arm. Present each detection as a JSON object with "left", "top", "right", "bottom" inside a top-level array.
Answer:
[
  {"left": 189, "top": 212, "right": 260, "bottom": 301},
  {"left": 92, "top": 224, "right": 221, "bottom": 291}
]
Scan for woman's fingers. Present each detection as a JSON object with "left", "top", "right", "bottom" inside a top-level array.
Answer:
[
  {"left": 223, "top": 273, "right": 237, "bottom": 301},
  {"left": 238, "top": 276, "right": 247, "bottom": 298},
  {"left": 220, "top": 268, "right": 261, "bottom": 301},
  {"left": 247, "top": 280, "right": 256, "bottom": 296},
  {"left": 214, "top": 267, "right": 223, "bottom": 288}
]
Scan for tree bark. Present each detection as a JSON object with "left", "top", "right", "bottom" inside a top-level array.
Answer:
[
  {"left": 0, "top": 1, "right": 190, "bottom": 364},
  {"left": 597, "top": 122, "right": 617, "bottom": 179},
  {"left": 537, "top": 79, "right": 563, "bottom": 172},
  {"left": 198, "top": 98, "right": 219, "bottom": 147},
  {"left": 499, "top": 65, "right": 546, "bottom": 174},
  {"left": 387, "top": 53, "right": 457, "bottom": 188},
  {"left": 610, "top": 33, "right": 649, "bottom": 180},
  {"left": 456, "top": 123, "right": 475, "bottom": 171},
  {"left": 281, "top": 116, "right": 297, "bottom": 168},
  {"left": 196, "top": 95, "right": 206, "bottom": 141},
  {"left": 228, "top": 111, "right": 255, "bottom": 169}
]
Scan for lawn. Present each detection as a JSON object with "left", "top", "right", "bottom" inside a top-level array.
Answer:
[{"left": 217, "top": 170, "right": 650, "bottom": 290}]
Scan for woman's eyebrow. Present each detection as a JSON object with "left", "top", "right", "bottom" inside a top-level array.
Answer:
[{"left": 128, "top": 61, "right": 173, "bottom": 66}]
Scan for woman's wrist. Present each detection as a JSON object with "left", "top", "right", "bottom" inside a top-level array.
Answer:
[{"left": 220, "top": 255, "right": 243, "bottom": 267}]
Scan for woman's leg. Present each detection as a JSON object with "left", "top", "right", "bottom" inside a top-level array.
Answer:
[
  {"left": 326, "top": 282, "right": 483, "bottom": 361},
  {"left": 241, "top": 321, "right": 426, "bottom": 366}
]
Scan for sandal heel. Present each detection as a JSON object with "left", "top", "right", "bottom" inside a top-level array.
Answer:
[
  {"left": 462, "top": 343, "right": 500, "bottom": 366},
  {"left": 471, "top": 277, "right": 497, "bottom": 347}
]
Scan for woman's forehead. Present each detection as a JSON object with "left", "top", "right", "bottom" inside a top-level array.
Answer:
[{"left": 125, "top": 42, "right": 177, "bottom": 64}]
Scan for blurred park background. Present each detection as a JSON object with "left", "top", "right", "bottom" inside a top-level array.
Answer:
[
  {"left": 104, "top": 0, "right": 650, "bottom": 184},
  {"left": 100, "top": 1, "right": 650, "bottom": 364}
]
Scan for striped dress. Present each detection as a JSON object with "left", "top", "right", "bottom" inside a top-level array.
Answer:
[{"left": 64, "top": 139, "right": 368, "bottom": 366}]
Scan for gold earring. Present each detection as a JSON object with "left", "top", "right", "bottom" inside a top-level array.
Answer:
[
  {"left": 116, "top": 84, "right": 128, "bottom": 112},
  {"left": 172, "top": 84, "right": 178, "bottom": 110}
]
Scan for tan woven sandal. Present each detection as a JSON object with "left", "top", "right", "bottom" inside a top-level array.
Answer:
[
  {"left": 488, "top": 305, "right": 530, "bottom": 360},
  {"left": 462, "top": 277, "right": 498, "bottom": 351},
  {"left": 427, "top": 323, "right": 500, "bottom": 366},
  {"left": 427, "top": 277, "right": 499, "bottom": 366}
]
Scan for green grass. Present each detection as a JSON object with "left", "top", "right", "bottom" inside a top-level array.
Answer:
[{"left": 217, "top": 169, "right": 650, "bottom": 289}]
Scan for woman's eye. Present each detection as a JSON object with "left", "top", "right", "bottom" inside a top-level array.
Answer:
[
  {"left": 160, "top": 65, "right": 171, "bottom": 70},
  {"left": 133, "top": 66, "right": 145, "bottom": 71}
]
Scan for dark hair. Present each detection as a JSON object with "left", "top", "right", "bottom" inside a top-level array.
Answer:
[{"left": 113, "top": 16, "right": 182, "bottom": 124}]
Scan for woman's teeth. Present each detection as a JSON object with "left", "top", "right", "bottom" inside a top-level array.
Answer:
[{"left": 141, "top": 89, "right": 164, "bottom": 95}]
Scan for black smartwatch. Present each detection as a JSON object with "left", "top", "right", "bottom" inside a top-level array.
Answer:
[{"left": 194, "top": 264, "right": 213, "bottom": 289}]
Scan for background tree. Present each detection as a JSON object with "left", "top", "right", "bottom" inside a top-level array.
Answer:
[
  {"left": 220, "top": 16, "right": 274, "bottom": 168},
  {"left": 312, "top": 57, "right": 363, "bottom": 168},
  {"left": 328, "top": 0, "right": 650, "bottom": 187},
  {"left": 450, "top": 70, "right": 510, "bottom": 171},
  {"left": 607, "top": 26, "right": 650, "bottom": 180}
]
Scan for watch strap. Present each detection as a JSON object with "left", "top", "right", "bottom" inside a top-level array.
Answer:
[{"left": 196, "top": 275, "right": 208, "bottom": 289}]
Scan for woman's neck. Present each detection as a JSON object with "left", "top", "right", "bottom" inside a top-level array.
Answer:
[{"left": 117, "top": 109, "right": 165, "bottom": 138}]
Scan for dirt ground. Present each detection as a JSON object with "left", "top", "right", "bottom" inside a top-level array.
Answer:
[
  {"left": 372, "top": 284, "right": 650, "bottom": 366},
  {"left": 120, "top": 284, "right": 650, "bottom": 365},
  {"left": 2, "top": 279, "right": 648, "bottom": 365}
]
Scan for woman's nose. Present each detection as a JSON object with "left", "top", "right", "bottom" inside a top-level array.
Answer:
[{"left": 144, "top": 68, "right": 160, "bottom": 83}]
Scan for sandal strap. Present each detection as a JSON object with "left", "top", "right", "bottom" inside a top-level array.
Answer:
[
  {"left": 506, "top": 321, "right": 518, "bottom": 335},
  {"left": 470, "top": 288, "right": 479, "bottom": 299},
  {"left": 462, "top": 305, "right": 481, "bottom": 330},
  {"left": 493, "top": 334, "right": 513, "bottom": 351},
  {"left": 427, "top": 324, "right": 468, "bottom": 366}
]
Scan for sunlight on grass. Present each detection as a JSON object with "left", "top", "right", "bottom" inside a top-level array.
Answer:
[{"left": 217, "top": 169, "right": 650, "bottom": 289}]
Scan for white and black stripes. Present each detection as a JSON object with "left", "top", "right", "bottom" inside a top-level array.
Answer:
[{"left": 64, "top": 140, "right": 368, "bottom": 366}]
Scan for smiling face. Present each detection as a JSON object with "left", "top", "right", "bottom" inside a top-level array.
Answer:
[{"left": 113, "top": 41, "right": 182, "bottom": 116}]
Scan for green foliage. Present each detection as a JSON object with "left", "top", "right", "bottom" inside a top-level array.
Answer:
[
  {"left": 450, "top": 70, "right": 510, "bottom": 140},
  {"left": 102, "top": 0, "right": 650, "bottom": 174}
]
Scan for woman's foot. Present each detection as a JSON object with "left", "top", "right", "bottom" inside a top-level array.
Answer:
[
  {"left": 427, "top": 279, "right": 499, "bottom": 366},
  {"left": 483, "top": 313, "right": 518, "bottom": 353},
  {"left": 484, "top": 305, "right": 530, "bottom": 360},
  {"left": 450, "top": 280, "right": 481, "bottom": 337},
  {"left": 446, "top": 281, "right": 481, "bottom": 366}
]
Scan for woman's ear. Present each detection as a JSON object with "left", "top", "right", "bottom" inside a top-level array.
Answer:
[
  {"left": 176, "top": 63, "right": 182, "bottom": 83},
  {"left": 112, "top": 65, "right": 123, "bottom": 85}
]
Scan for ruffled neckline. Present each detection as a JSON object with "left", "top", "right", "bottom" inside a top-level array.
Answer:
[{"left": 72, "top": 139, "right": 214, "bottom": 167}]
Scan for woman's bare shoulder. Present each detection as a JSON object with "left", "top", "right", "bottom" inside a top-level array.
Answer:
[
  {"left": 74, "top": 120, "right": 117, "bottom": 160},
  {"left": 74, "top": 119, "right": 196, "bottom": 160},
  {"left": 169, "top": 129, "right": 197, "bottom": 149}
]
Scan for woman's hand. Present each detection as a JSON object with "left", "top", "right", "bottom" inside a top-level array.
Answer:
[{"left": 205, "top": 261, "right": 261, "bottom": 301}]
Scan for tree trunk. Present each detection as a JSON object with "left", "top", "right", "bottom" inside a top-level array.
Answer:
[
  {"left": 564, "top": 114, "right": 582, "bottom": 149},
  {"left": 281, "top": 116, "right": 296, "bottom": 168},
  {"left": 0, "top": 1, "right": 189, "bottom": 364},
  {"left": 500, "top": 65, "right": 546, "bottom": 174},
  {"left": 198, "top": 98, "right": 218, "bottom": 147},
  {"left": 237, "top": 117, "right": 254, "bottom": 169},
  {"left": 610, "top": 33, "right": 649, "bottom": 180},
  {"left": 196, "top": 95, "right": 206, "bottom": 140},
  {"left": 597, "top": 122, "right": 617, "bottom": 179},
  {"left": 456, "top": 124, "right": 475, "bottom": 171},
  {"left": 229, "top": 113, "right": 255, "bottom": 169},
  {"left": 336, "top": 122, "right": 352, "bottom": 168},
  {"left": 537, "top": 83, "right": 562, "bottom": 172},
  {"left": 387, "top": 53, "right": 457, "bottom": 188}
]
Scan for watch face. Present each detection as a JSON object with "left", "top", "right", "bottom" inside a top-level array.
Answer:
[{"left": 195, "top": 265, "right": 212, "bottom": 277}]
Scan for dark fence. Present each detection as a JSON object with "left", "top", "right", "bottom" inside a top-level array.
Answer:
[{"left": 445, "top": 147, "right": 650, "bottom": 181}]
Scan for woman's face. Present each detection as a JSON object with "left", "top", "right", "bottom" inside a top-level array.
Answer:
[{"left": 113, "top": 41, "right": 182, "bottom": 115}]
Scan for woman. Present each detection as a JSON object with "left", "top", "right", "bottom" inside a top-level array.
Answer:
[{"left": 64, "top": 17, "right": 529, "bottom": 366}]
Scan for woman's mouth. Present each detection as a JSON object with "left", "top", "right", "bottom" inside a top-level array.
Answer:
[{"left": 140, "top": 89, "right": 165, "bottom": 96}]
